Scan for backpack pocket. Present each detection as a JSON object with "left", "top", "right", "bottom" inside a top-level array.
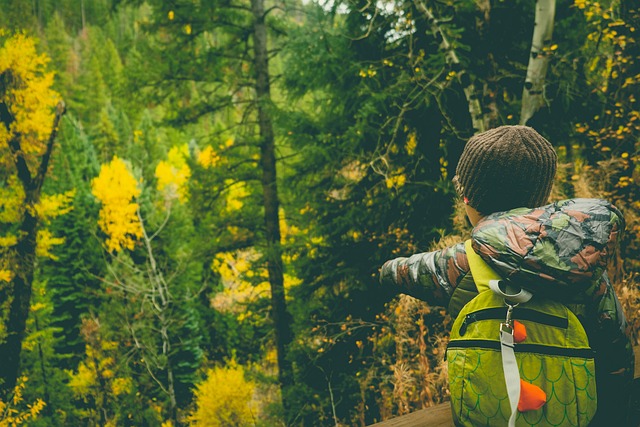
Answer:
[
  {"left": 447, "top": 291, "right": 597, "bottom": 427},
  {"left": 448, "top": 342, "right": 597, "bottom": 426}
]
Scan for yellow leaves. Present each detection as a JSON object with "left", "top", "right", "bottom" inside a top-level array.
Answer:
[
  {"left": 0, "top": 377, "right": 45, "bottom": 426},
  {"left": 279, "top": 208, "right": 300, "bottom": 243},
  {"left": 133, "top": 129, "right": 143, "bottom": 143},
  {"left": 406, "top": 132, "right": 417, "bottom": 155},
  {"left": 197, "top": 145, "right": 221, "bottom": 168},
  {"left": 36, "top": 229, "right": 65, "bottom": 260},
  {"left": 92, "top": 156, "right": 142, "bottom": 253},
  {"left": 385, "top": 171, "right": 406, "bottom": 189},
  {"left": 224, "top": 180, "right": 248, "bottom": 213},
  {"left": 68, "top": 362, "right": 96, "bottom": 397},
  {"left": 155, "top": 144, "right": 191, "bottom": 203},
  {"left": 210, "top": 250, "right": 270, "bottom": 314},
  {"left": 0, "top": 176, "right": 24, "bottom": 223},
  {"left": 359, "top": 66, "right": 377, "bottom": 78},
  {"left": 35, "top": 190, "right": 75, "bottom": 223},
  {"left": 0, "top": 34, "right": 60, "bottom": 153},
  {"left": 616, "top": 176, "right": 633, "bottom": 188},
  {"left": 189, "top": 364, "right": 256, "bottom": 427},
  {"left": 0, "top": 235, "right": 17, "bottom": 247},
  {"left": 0, "top": 269, "right": 12, "bottom": 282}
]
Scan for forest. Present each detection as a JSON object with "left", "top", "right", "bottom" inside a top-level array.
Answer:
[{"left": 0, "top": 0, "right": 639, "bottom": 425}]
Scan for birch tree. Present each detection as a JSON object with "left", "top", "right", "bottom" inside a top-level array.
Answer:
[
  {"left": 415, "top": 0, "right": 488, "bottom": 134},
  {"left": 520, "top": 0, "right": 556, "bottom": 125}
]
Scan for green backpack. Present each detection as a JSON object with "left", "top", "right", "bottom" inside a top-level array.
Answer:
[{"left": 446, "top": 240, "right": 597, "bottom": 427}]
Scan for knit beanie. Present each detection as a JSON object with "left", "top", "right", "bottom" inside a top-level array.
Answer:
[{"left": 454, "top": 125, "right": 557, "bottom": 214}]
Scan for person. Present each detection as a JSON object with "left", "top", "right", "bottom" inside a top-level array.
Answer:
[{"left": 379, "top": 125, "right": 634, "bottom": 426}]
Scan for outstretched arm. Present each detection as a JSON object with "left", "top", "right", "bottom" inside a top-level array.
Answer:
[{"left": 379, "top": 242, "right": 469, "bottom": 307}]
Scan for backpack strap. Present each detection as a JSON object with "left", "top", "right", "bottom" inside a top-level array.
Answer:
[
  {"left": 447, "top": 240, "right": 499, "bottom": 317},
  {"left": 464, "top": 239, "right": 500, "bottom": 293},
  {"left": 465, "top": 239, "right": 535, "bottom": 426},
  {"left": 465, "top": 239, "right": 533, "bottom": 303}
]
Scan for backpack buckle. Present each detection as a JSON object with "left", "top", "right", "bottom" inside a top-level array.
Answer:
[{"left": 500, "top": 302, "right": 518, "bottom": 335}]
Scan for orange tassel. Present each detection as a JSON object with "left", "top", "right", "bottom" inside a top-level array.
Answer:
[
  {"left": 513, "top": 320, "right": 527, "bottom": 343},
  {"left": 518, "top": 380, "right": 547, "bottom": 412}
]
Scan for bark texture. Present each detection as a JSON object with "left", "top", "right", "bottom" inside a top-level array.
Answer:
[
  {"left": 250, "top": 0, "right": 295, "bottom": 406},
  {"left": 0, "top": 100, "right": 66, "bottom": 396},
  {"left": 415, "top": 0, "right": 488, "bottom": 134},
  {"left": 520, "top": 0, "right": 556, "bottom": 125}
]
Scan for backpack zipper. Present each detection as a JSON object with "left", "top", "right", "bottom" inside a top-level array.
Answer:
[
  {"left": 446, "top": 339, "right": 594, "bottom": 359},
  {"left": 458, "top": 307, "right": 568, "bottom": 336}
]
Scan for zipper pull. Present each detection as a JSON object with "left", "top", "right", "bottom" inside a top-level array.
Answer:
[{"left": 459, "top": 313, "right": 476, "bottom": 336}]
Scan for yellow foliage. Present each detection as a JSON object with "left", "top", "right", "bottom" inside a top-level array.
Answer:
[
  {"left": 35, "top": 190, "right": 75, "bottom": 223},
  {"left": 406, "top": 132, "right": 417, "bottom": 155},
  {"left": 155, "top": 144, "right": 191, "bottom": 203},
  {"left": 92, "top": 156, "right": 142, "bottom": 252},
  {"left": 385, "top": 170, "right": 406, "bottom": 189},
  {"left": 36, "top": 229, "right": 65, "bottom": 260},
  {"left": 224, "top": 180, "right": 248, "bottom": 213},
  {"left": 210, "top": 250, "right": 270, "bottom": 313},
  {"left": 0, "top": 377, "right": 45, "bottom": 426},
  {"left": 197, "top": 145, "right": 221, "bottom": 168},
  {"left": 68, "top": 361, "right": 96, "bottom": 397},
  {"left": 111, "top": 377, "right": 132, "bottom": 397},
  {"left": 0, "top": 176, "right": 24, "bottom": 223},
  {"left": 0, "top": 269, "right": 12, "bottom": 282},
  {"left": 189, "top": 364, "right": 256, "bottom": 427},
  {"left": 0, "top": 34, "right": 60, "bottom": 154},
  {"left": 0, "top": 235, "right": 17, "bottom": 247}
]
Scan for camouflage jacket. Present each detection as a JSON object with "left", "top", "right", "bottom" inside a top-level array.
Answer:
[{"left": 380, "top": 199, "right": 633, "bottom": 401}]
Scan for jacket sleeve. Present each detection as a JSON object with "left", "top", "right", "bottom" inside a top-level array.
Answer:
[
  {"left": 588, "top": 272, "right": 635, "bottom": 424},
  {"left": 379, "top": 242, "right": 469, "bottom": 307}
]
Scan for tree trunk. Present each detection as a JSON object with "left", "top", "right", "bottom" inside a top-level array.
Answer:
[
  {"left": 520, "top": 0, "right": 556, "bottom": 125},
  {"left": 0, "top": 102, "right": 65, "bottom": 397},
  {"left": 250, "top": 0, "right": 295, "bottom": 408},
  {"left": 415, "top": 0, "right": 488, "bottom": 134}
]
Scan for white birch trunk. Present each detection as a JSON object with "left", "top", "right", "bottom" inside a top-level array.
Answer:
[
  {"left": 520, "top": 0, "right": 556, "bottom": 125},
  {"left": 415, "top": 0, "right": 488, "bottom": 134}
]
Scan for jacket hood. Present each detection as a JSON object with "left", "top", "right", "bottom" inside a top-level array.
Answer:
[{"left": 471, "top": 198, "right": 624, "bottom": 298}]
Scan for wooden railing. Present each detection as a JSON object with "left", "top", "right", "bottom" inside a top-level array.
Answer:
[{"left": 367, "top": 347, "right": 640, "bottom": 427}]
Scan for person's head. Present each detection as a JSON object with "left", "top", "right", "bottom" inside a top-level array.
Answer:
[{"left": 453, "top": 125, "right": 557, "bottom": 226}]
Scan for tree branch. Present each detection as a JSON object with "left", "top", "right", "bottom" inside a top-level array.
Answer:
[
  {"left": 33, "top": 101, "right": 66, "bottom": 193},
  {"left": 414, "top": 0, "right": 487, "bottom": 133}
]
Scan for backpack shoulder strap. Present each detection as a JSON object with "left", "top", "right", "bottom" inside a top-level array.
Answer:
[
  {"left": 447, "top": 240, "right": 504, "bottom": 317},
  {"left": 464, "top": 239, "right": 502, "bottom": 293}
]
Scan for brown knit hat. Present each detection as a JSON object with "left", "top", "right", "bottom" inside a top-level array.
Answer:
[{"left": 454, "top": 125, "right": 557, "bottom": 214}]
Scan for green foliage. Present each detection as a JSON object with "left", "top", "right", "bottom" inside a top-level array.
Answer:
[{"left": 2, "top": 0, "right": 640, "bottom": 425}]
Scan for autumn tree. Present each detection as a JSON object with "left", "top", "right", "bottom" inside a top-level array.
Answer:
[
  {"left": 0, "top": 33, "right": 66, "bottom": 397},
  {"left": 92, "top": 154, "right": 204, "bottom": 423},
  {"left": 127, "top": 0, "right": 297, "bottom": 413}
]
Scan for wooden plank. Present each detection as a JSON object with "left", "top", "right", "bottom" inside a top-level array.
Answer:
[
  {"left": 367, "top": 404, "right": 450, "bottom": 427},
  {"left": 367, "top": 346, "right": 640, "bottom": 427}
]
